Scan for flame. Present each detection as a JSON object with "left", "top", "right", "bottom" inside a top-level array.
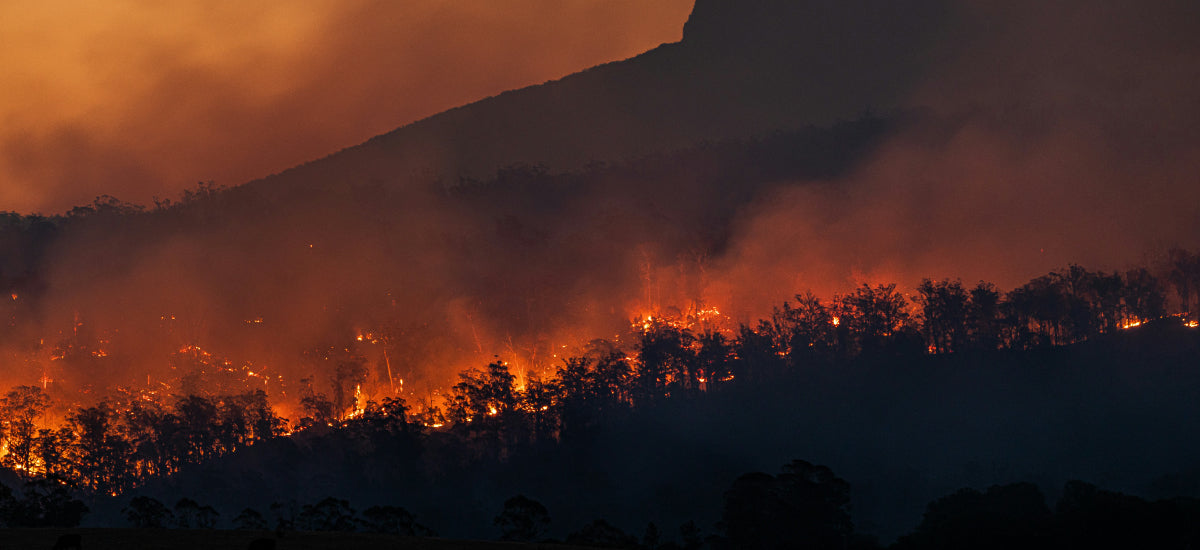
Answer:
[{"left": 831, "top": 316, "right": 841, "bottom": 327}]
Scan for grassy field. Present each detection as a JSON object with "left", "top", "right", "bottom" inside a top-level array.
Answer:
[{"left": 0, "top": 529, "right": 581, "bottom": 550}]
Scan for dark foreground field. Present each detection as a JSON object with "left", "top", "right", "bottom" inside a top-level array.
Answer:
[{"left": 0, "top": 529, "right": 575, "bottom": 550}]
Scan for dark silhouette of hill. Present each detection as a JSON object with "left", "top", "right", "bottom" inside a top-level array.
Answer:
[{"left": 241, "top": 0, "right": 951, "bottom": 199}]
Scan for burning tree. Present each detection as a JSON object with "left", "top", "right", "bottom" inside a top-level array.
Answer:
[{"left": 0, "top": 385, "right": 50, "bottom": 476}]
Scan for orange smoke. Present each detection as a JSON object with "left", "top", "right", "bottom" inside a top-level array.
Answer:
[{"left": 0, "top": 0, "right": 693, "bottom": 214}]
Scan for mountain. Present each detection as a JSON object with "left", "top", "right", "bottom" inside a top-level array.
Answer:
[{"left": 242, "top": 0, "right": 951, "bottom": 198}]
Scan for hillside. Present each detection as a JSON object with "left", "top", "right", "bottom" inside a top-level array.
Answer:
[{"left": 240, "top": 0, "right": 952, "bottom": 199}]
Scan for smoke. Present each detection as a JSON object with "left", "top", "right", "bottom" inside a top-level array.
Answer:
[
  {"left": 706, "top": 0, "right": 1200, "bottom": 317},
  {"left": 0, "top": 0, "right": 693, "bottom": 214}
]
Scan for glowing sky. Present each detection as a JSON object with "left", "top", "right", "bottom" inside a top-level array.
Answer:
[{"left": 0, "top": 0, "right": 694, "bottom": 214}]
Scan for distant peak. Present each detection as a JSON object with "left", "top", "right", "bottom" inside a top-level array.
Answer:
[{"left": 682, "top": 0, "right": 948, "bottom": 53}]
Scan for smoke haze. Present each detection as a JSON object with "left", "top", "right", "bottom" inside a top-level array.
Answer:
[
  {"left": 707, "top": 0, "right": 1200, "bottom": 315},
  {"left": 0, "top": 0, "right": 693, "bottom": 214}
]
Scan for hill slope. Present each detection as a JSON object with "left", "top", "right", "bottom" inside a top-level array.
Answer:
[{"left": 242, "top": 0, "right": 951, "bottom": 198}]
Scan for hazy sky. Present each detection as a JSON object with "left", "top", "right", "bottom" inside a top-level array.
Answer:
[{"left": 0, "top": 0, "right": 694, "bottom": 214}]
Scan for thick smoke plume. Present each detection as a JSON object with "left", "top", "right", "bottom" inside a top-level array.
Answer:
[{"left": 708, "top": 0, "right": 1200, "bottom": 316}]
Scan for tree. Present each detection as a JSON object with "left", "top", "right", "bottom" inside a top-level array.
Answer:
[
  {"left": 566, "top": 519, "right": 638, "bottom": 548},
  {"left": 0, "top": 482, "right": 18, "bottom": 527},
  {"left": 1122, "top": 267, "right": 1166, "bottom": 322},
  {"left": 836, "top": 283, "right": 913, "bottom": 355},
  {"left": 362, "top": 505, "right": 431, "bottom": 536},
  {"left": 771, "top": 292, "right": 837, "bottom": 365},
  {"left": 896, "top": 483, "right": 1051, "bottom": 550},
  {"left": 588, "top": 340, "right": 632, "bottom": 410},
  {"left": 448, "top": 361, "right": 516, "bottom": 421},
  {"left": 298, "top": 497, "right": 357, "bottom": 531},
  {"left": 642, "top": 522, "right": 662, "bottom": 549},
  {"left": 915, "top": 279, "right": 969, "bottom": 354},
  {"left": 494, "top": 494, "right": 550, "bottom": 542},
  {"left": 519, "top": 373, "right": 558, "bottom": 443},
  {"left": 233, "top": 507, "right": 268, "bottom": 530},
  {"left": 331, "top": 354, "right": 369, "bottom": 420},
  {"left": 196, "top": 504, "right": 220, "bottom": 529},
  {"left": 679, "top": 519, "right": 704, "bottom": 550},
  {"left": 269, "top": 500, "right": 297, "bottom": 532},
  {"left": 1053, "top": 480, "right": 1163, "bottom": 549},
  {"left": 635, "top": 319, "right": 696, "bottom": 403},
  {"left": 68, "top": 402, "right": 132, "bottom": 495},
  {"left": 696, "top": 331, "right": 733, "bottom": 391},
  {"left": 0, "top": 385, "right": 51, "bottom": 476},
  {"left": 299, "top": 392, "right": 335, "bottom": 429},
  {"left": 1167, "top": 248, "right": 1200, "bottom": 315},
  {"left": 34, "top": 427, "right": 76, "bottom": 482},
  {"left": 174, "top": 497, "right": 201, "bottom": 528},
  {"left": 9, "top": 478, "right": 88, "bottom": 527},
  {"left": 720, "top": 460, "right": 854, "bottom": 550},
  {"left": 124, "top": 495, "right": 174, "bottom": 528},
  {"left": 966, "top": 282, "right": 1002, "bottom": 351},
  {"left": 175, "top": 395, "right": 219, "bottom": 463},
  {"left": 732, "top": 323, "right": 786, "bottom": 382}
]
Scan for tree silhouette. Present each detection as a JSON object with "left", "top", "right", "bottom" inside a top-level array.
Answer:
[
  {"left": 8, "top": 477, "right": 88, "bottom": 527},
  {"left": 642, "top": 522, "right": 661, "bottom": 549},
  {"left": 895, "top": 482, "right": 1052, "bottom": 550},
  {"left": 770, "top": 292, "right": 838, "bottom": 366},
  {"left": 68, "top": 402, "right": 131, "bottom": 494},
  {"left": 362, "top": 504, "right": 430, "bottom": 536},
  {"left": 233, "top": 507, "right": 267, "bottom": 530},
  {"left": 0, "top": 385, "right": 51, "bottom": 476},
  {"left": 836, "top": 283, "right": 913, "bottom": 355},
  {"left": 298, "top": 497, "right": 357, "bottom": 531},
  {"left": 332, "top": 354, "right": 369, "bottom": 420},
  {"left": 1122, "top": 267, "right": 1166, "bottom": 322},
  {"left": 494, "top": 494, "right": 550, "bottom": 541},
  {"left": 123, "top": 495, "right": 173, "bottom": 528},
  {"left": 916, "top": 279, "right": 969, "bottom": 354},
  {"left": 566, "top": 518, "right": 638, "bottom": 548},
  {"left": 966, "top": 282, "right": 1002, "bottom": 351},
  {"left": 174, "top": 497, "right": 202, "bottom": 528},
  {"left": 448, "top": 361, "right": 518, "bottom": 424},
  {"left": 635, "top": 319, "right": 696, "bottom": 403},
  {"left": 720, "top": 460, "right": 854, "bottom": 550},
  {"left": 1167, "top": 248, "right": 1200, "bottom": 315}
]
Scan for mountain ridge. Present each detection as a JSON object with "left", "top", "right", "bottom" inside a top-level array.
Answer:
[{"left": 241, "top": 0, "right": 952, "bottom": 199}]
